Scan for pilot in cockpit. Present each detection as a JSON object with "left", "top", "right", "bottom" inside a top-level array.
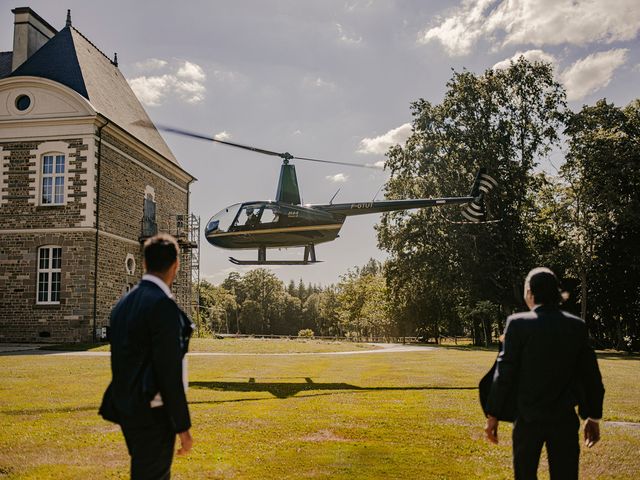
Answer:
[{"left": 245, "top": 206, "right": 260, "bottom": 227}]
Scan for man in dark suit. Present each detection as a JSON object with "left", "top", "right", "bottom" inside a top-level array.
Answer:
[
  {"left": 484, "top": 267, "right": 604, "bottom": 480},
  {"left": 99, "top": 234, "right": 194, "bottom": 480}
]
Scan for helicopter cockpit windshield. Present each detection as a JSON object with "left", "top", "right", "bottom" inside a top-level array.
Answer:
[
  {"left": 206, "top": 202, "right": 285, "bottom": 236},
  {"left": 232, "top": 203, "right": 282, "bottom": 228},
  {"left": 205, "top": 203, "right": 241, "bottom": 235}
]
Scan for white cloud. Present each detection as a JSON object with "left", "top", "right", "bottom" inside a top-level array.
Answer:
[
  {"left": 493, "top": 49, "right": 557, "bottom": 70},
  {"left": 177, "top": 61, "right": 206, "bottom": 82},
  {"left": 561, "top": 49, "right": 629, "bottom": 101},
  {"left": 418, "top": 0, "right": 494, "bottom": 56},
  {"left": 357, "top": 123, "right": 412, "bottom": 155},
  {"left": 303, "top": 76, "right": 337, "bottom": 90},
  {"left": 336, "top": 23, "right": 363, "bottom": 46},
  {"left": 134, "top": 58, "right": 168, "bottom": 70},
  {"left": 365, "top": 160, "right": 386, "bottom": 169},
  {"left": 421, "top": 0, "right": 640, "bottom": 56},
  {"left": 128, "top": 60, "right": 207, "bottom": 106},
  {"left": 174, "top": 80, "right": 206, "bottom": 103},
  {"left": 128, "top": 75, "right": 173, "bottom": 106},
  {"left": 214, "top": 131, "right": 231, "bottom": 140},
  {"left": 326, "top": 173, "right": 349, "bottom": 183}
]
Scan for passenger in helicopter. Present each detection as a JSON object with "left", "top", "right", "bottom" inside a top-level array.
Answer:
[{"left": 244, "top": 207, "right": 260, "bottom": 227}]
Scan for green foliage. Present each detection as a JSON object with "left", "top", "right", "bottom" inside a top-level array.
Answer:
[
  {"left": 562, "top": 99, "right": 640, "bottom": 350},
  {"left": 198, "top": 280, "right": 237, "bottom": 334},
  {"left": 209, "top": 261, "right": 389, "bottom": 338},
  {"left": 378, "top": 57, "right": 567, "bottom": 344},
  {"left": 337, "top": 261, "right": 393, "bottom": 339},
  {"left": 297, "top": 328, "right": 315, "bottom": 338}
]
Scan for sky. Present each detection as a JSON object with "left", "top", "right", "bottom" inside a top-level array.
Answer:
[{"left": 2, "top": 0, "right": 639, "bottom": 286}]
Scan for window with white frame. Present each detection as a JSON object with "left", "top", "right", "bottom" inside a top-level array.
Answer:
[
  {"left": 41, "top": 154, "right": 65, "bottom": 205},
  {"left": 37, "top": 246, "right": 62, "bottom": 304}
]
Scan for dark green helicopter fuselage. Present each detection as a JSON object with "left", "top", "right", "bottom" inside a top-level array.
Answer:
[
  {"left": 204, "top": 196, "right": 474, "bottom": 250},
  {"left": 205, "top": 201, "right": 345, "bottom": 249}
]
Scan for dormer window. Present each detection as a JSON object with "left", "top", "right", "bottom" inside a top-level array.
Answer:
[
  {"left": 142, "top": 188, "right": 157, "bottom": 238},
  {"left": 41, "top": 154, "right": 65, "bottom": 205}
]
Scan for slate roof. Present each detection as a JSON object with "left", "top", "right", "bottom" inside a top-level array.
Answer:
[
  {"left": 0, "top": 51, "right": 12, "bottom": 78},
  {"left": 9, "top": 26, "right": 178, "bottom": 164}
]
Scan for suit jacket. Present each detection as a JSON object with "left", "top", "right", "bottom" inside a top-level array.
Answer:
[
  {"left": 486, "top": 305, "right": 604, "bottom": 423},
  {"left": 99, "top": 280, "right": 193, "bottom": 433},
  {"left": 479, "top": 342, "right": 517, "bottom": 422}
]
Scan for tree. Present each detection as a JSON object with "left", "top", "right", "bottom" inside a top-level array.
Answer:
[
  {"left": 198, "top": 281, "right": 237, "bottom": 333},
  {"left": 563, "top": 99, "right": 640, "bottom": 349},
  {"left": 337, "top": 265, "right": 392, "bottom": 339},
  {"left": 241, "top": 268, "right": 285, "bottom": 334},
  {"left": 378, "top": 57, "right": 567, "bottom": 343},
  {"left": 272, "top": 293, "right": 303, "bottom": 335},
  {"left": 318, "top": 287, "right": 341, "bottom": 336}
]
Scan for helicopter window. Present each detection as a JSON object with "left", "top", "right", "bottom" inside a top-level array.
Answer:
[
  {"left": 206, "top": 203, "right": 241, "bottom": 234},
  {"left": 260, "top": 206, "right": 280, "bottom": 224},
  {"left": 236, "top": 204, "right": 263, "bottom": 228}
]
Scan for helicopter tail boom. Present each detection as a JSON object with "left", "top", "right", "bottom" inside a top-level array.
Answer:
[
  {"left": 314, "top": 197, "right": 475, "bottom": 216},
  {"left": 312, "top": 168, "right": 497, "bottom": 221}
]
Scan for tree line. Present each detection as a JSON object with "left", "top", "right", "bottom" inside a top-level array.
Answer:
[
  {"left": 197, "top": 259, "right": 393, "bottom": 340},
  {"left": 197, "top": 58, "right": 639, "bottom": 352}
]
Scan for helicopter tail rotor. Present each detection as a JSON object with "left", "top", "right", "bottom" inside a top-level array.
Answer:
[{"left": 461, "top": 169, "right": 498, "bottom": 223}]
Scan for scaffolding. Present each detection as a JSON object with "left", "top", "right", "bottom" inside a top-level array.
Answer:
[{"left": 171, "top": 214, "right": 200, "bottom": 319}]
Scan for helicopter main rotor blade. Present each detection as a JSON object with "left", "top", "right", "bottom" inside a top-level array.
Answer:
[
  {"left": 292, "top": 155, "right": 381, "bottom": 169},
  {"left": 136, "top": 121, "right": 382, "bottom": 169},
  {"left": 156, "top": 125, "right": 285, "bottom": 159}
]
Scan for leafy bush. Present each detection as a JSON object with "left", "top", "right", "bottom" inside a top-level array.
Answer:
[{"left": 298, "top": 329, "right": 315, "bottom": 338}]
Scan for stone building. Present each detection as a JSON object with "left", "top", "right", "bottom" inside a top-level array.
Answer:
[{"left": 0, "top": 7, "right": 197, "bottom": 342}]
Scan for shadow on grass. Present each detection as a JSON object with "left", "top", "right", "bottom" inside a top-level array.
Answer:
[
  {"left": 40, "top": 343, "right": 107, "bottom": 352},
  {"left": 190, "top": 377, "right": 477, "bottom": 399},
  {"left": 3, "top": 380, "right": 476, "bottom": 415},
  {"left": 3, "top": 405, "right": 99, "bottom": 415},
  {"left": 431, "top": 344, "right": 500, "bottom": 352}
]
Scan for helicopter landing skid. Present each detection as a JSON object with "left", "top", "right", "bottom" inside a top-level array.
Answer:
[
  {"left": 229, "top": 245, "right": 320, "bottom": 266},
  {"left": 229, "top": 258, "right": 322, "bottom": 266}
]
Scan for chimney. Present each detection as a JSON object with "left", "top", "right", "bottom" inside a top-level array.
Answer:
[{"left": 11, "top": 7, "right": 58, "bottom": 71}]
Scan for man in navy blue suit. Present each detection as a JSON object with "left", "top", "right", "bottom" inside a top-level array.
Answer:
[
  {"left": 484, "top": 267, "right": 604, "bottom": 480},
  {"left": 100, "top": 234, "right": 193, "bottom": 480}
]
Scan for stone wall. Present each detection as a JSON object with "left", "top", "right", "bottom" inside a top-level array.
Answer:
[
  {"left": 96, "top": 131, "right": 193, "bottom": 319},
  {"left": 0, "top": 231, "right": 95, "bottom": 342},
  {"left": 0, "top": 138, "right": 90, "bottom": 227},
  {"left": 0, "top": 129, "right": 194, "bottom": 343}
]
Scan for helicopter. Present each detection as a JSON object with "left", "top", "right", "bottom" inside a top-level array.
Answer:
[{"left": 155, "top": 125, "right": 498, "bottom": 265}]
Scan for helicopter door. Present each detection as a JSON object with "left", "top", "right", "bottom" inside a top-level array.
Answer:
[
  {"left": 235, "top": 203, "right": 264, "bottom": 228},
  {"left": 259, "top": 205, "right": 280, "bottom": 225}
]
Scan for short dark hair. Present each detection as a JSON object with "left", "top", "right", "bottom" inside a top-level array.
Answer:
[
  {"left": 525, "top": 267, "right": 562, "bottom": 305},
  {"left": 143, "top": 234, "right": 179, "bottom": 273}
]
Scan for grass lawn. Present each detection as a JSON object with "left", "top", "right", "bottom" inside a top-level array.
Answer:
[
  {"left": 0, "top": 339, "right": 638, "bottom": 479},
  {"left": 39, "top": 337, "right": 381, "bottom": 354}
]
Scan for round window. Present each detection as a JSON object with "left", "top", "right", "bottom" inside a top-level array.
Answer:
[{"left": 15, "top": 94, "right": 31, "bottom": 111}]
